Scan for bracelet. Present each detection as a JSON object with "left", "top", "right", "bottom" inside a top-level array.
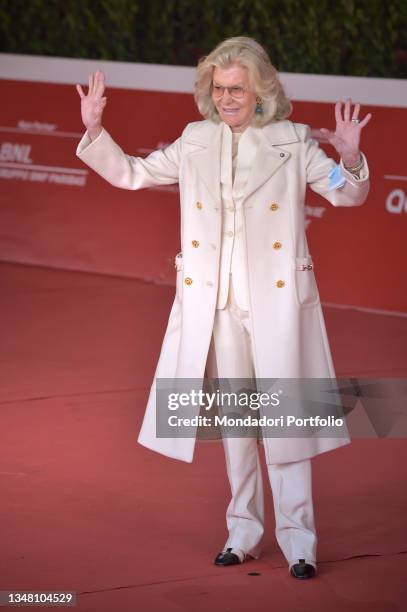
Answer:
[{"left": 343, "top": 154, "right": 364, "bottom": 172}]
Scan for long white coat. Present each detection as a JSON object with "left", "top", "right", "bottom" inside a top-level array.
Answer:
[{"left": 76, "top": 118, "right": 370, "bottom": 464}]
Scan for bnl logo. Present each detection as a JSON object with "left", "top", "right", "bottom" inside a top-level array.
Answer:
[{"left": 0, "top": 143, "right": 32, "bottom": 163}]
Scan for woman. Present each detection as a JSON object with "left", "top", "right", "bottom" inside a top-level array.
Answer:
[{"left": 76, "top": 37, "right": 371, "bottom": 579}]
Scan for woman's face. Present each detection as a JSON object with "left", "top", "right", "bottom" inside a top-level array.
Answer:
[{"left": 211, "top": 63, "right": 257, "bottom": 132}]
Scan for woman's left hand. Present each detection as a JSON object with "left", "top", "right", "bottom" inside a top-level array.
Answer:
[{"left": 320, "top": 98, "right": 372, "bottom": 166}]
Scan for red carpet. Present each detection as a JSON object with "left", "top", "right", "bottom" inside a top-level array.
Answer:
[{"left": 1, "top": 262, "right": 406, "bottom": 611}]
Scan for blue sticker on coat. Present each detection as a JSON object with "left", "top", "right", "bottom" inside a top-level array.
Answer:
[{"left": 327, "top": 164, "right": 346, "bottom": 191}]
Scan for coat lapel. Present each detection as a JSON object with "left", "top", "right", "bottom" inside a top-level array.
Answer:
[
  {"left": 184, "top": 119, "right": 300, "bottom": 206},
  {"left": 184, "top": 121, "right": 223, "bottom": 206},
  {"left": 241, "top": 120, "right": 300, "bottom": 202}
]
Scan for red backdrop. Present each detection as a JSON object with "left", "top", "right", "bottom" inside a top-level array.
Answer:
[{"left": 1, "top": 62, "right": 406, "bottom": 313}]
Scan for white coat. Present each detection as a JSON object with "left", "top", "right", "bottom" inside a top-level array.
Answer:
[{"left": 76, "top": 118, "right": 370, "bottom": 464}]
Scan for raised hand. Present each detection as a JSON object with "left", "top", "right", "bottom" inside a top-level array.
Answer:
[
  {"left": 76, "top": 70, "right": 107, "bottom": 140},
  {"left": 320, "top": 98, "right": 372, "bottom": 167}
]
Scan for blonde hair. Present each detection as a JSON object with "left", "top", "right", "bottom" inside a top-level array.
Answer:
[{"left": 194, "top": 36, "right": 292, "bottom": 127}]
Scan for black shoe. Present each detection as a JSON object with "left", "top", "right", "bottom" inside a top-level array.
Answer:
[
  {"left": 214, "top": 547, "right": 242, "bottom": 566},
  {"left": 290, "top": 559, "right": 316, "bottom": 579}
]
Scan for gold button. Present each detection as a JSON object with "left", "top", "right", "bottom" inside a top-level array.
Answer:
[
  {"left": 270, "top": 202, "right": 279, "bottom": 211},
  {"left": 228, "top": 206, "right": 235, "bottom": 211},
  {"left": 227, "top": 230, "right": 234, "bottom": 237},
  {"left": 192, "top": 240, "right": 199, "bottom": 248},
  {"left": 196, "top": 201, "right": 202, "bottom": 210},
  {"left": 276, "top": 280, "right": 285, "bottom": 288},
  {"left": 185, "top": 277, "right": 193, "bottom": 285},
  {"left": 273, "top": 241, "right": 282, "bottom": 249}
]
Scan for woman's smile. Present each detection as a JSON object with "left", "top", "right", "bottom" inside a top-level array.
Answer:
[{"left": 222, "top": 107, "right": 240, "bottom": 113}]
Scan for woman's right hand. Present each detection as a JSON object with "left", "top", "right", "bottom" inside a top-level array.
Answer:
[{"left": 76, "top": 70, "right": 107, "bottom": 141}]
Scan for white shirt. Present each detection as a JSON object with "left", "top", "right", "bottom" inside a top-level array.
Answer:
[{"left": 216, "top": 123, "right": 260, "bottom": 310}]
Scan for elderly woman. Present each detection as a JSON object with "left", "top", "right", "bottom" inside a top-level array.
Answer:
[{"left": 76, "top": 36, "right": 371, "bottom": 580}]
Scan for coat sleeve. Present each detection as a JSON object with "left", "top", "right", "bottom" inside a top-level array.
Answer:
[
  {"left": 75, "top": 127, "right": 180, "bottom": 189},
  {"left": 302, "top": 124, "right": 370, "bottom": 207}
]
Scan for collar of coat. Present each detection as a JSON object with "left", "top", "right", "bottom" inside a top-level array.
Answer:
[{"left": 183, "top": 119, "right": 300, "bottom": 204}]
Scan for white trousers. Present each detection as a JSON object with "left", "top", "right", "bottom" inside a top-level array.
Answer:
[{"left": 206, "top": 276, "right": 317, "bottom": 570}]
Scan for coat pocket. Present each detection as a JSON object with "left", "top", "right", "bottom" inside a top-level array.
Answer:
[
  {"left": 174, "top": 252, "right": 183, "bottom": 302},
  {"left": 294, "top": 256, "right": 320, "bottom": 307}
]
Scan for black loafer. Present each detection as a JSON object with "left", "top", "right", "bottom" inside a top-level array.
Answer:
[
  {"left": 290, "top": 559, "right": 316, "bottom": 579},
  {"left": 214, "top": 547, "right": 242, "bottom": 566}
]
